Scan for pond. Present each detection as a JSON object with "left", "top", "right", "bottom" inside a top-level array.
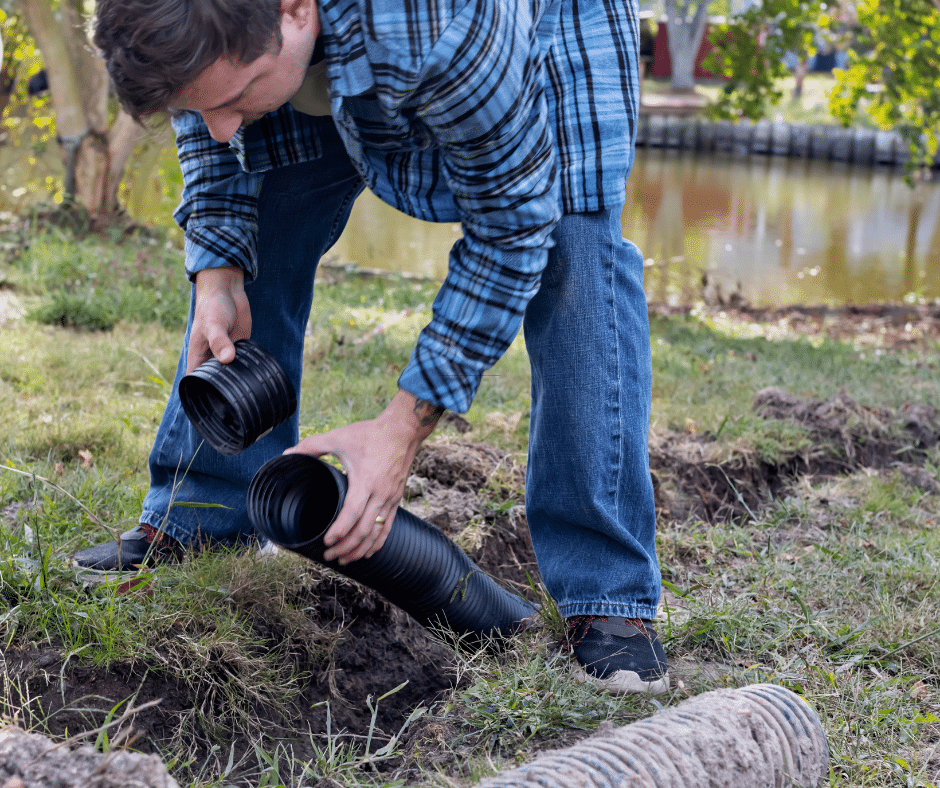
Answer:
[
  {"left": 4, "top": 138, "right": 937, "bottom": 309},
  {"left": 333, "top": 148, "right": 940, "bottom": 308}
]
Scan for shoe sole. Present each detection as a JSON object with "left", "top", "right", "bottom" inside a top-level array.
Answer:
[
  {"left": 71, "top": 562, "right": 144, "bottom": 583},
  {"left": 571, "top": 663, "right": 671, "bottom": 695}
]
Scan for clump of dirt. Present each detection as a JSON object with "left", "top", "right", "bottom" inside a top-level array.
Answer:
[
  {"left": 407, "top": 441, "right": 536, "bottom": 591},
  {"left": 754, "top": 387, "right": 939, "bottom": 463},
  {"left": 0, "top": 722, "right": 179, "bottom": 788},
  {"left": 650, "top": 302, "right": 940, "bottom": 349},
  {"left": 651, "top": 386, "right": 940, "bottom": 524}
]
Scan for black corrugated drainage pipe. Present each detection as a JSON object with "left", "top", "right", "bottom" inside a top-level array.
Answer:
[
  {"left": 180, "top": 341, "right": 537, "bottom": 640},
  {"left": 247, "top": 453, "right": 538, "bottom": 640},
  {"left": 476, "top": 683, "right": 828, "bottom": 788},
  {"left": 179, "top": 339, "right": 296, "bottom": 456}
]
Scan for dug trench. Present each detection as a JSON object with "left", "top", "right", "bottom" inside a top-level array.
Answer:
[{"left": 3, "top": 311, "right": 940, "bottom": 782}]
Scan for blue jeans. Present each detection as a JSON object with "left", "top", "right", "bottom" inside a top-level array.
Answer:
[
  {"left": 144, "top": 120, "right": 659, "bottom": 620},
  {"left": 141, "top": 118, "right": 364, "bottom": 544},
  {"left": 523, "top": 209, "right": 660, "bottom": 620}
]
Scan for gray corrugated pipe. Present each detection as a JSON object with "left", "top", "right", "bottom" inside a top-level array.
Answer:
[{"left": 476, "top": 684, "right": 828, "bottom": 788}]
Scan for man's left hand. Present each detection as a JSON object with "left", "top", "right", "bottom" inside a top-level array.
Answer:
[{"left": 285, "top": 389, "right": 444, "bottom": 564}]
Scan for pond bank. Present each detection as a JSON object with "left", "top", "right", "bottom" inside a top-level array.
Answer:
[{"left": 636, "top": 114, "right": 939, "bottom": 170}]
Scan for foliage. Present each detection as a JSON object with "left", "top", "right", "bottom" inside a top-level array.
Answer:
[
  {"left": 828, "top": 0, "right": 940, "bottom": 168},
  {"left": 1, "top": 6, "right": 61, "bottom": 212},
  {"left": 0, "top": 6, "right": 48, "bottom": 133},
  {"left": 706, "top": 0, "right": 940, "bottom": 170},
  {"left": 1, "top": 7, "right": 38, "bottom": 121},
  {"left": 704, "top": 0, "right": 827, "bottom": 120}
]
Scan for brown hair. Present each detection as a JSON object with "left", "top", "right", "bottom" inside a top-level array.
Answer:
[{"left": 92, "top": 0, "right": 283, "bottom": 121}]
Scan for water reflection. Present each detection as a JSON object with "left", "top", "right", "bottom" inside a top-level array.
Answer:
[
  {"left": 4, "top": 138, "right": 936, "bottom": 309},
  {"left": 333, "top": 148, "right": 939, "bottom": 308},
  {"left": 629, "top": 149, "right": 940, "bottom": 307}
]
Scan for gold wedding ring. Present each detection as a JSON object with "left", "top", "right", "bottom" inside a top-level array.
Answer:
[{"left": 374, "top": 515, "right": 387, "bottom": 525}]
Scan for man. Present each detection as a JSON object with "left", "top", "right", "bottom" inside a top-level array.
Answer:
[{"left": 80, "top": 0, "right": 668, "bottom": 694}]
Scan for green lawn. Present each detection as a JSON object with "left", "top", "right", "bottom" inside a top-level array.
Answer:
[{"left": 0, "top": 220, "right": 938, "bottom": 786}]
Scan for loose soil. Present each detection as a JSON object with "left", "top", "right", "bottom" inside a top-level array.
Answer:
[{"left": 3, "top": 304, "right": 938, "bottom": 784}]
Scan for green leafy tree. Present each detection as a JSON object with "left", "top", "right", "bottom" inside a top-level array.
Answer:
[
  {"left": 1, "top": 6, "right": 35, "bottom": 122},
  {"left": 828, "top": 0, "right": 939, "bottom": 167},
  {"left": 1, "top": 6, "right": 59, "bottom": 211},
  {"left": 705, "top": 0, "right": 826, "bottom": 118},
  {"left": 706, "top": 0, "right": 940, "bottom": 170}
]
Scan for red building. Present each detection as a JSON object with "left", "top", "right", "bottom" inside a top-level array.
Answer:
[{"left": 651, "top": 18, "right": 726, "bottom": 79}]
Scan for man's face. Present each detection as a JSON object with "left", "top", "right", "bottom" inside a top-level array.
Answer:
[{"left": 172, "top": 0, "right": 319, "bottom": 143}]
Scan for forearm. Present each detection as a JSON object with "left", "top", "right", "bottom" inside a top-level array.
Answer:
[
  {"left": 376, "top": 388, "right": 445, "bottom": 453},
  {"left": 172, "top": 110, "right": 263, "bottom": 281},
  {"left": 397, "top": 238, "right": 550, "bottom": 413},
  {"left": 187, "top": 266, "right": 252, "bottom": 371}
]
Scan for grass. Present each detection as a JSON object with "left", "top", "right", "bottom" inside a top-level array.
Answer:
[
  {"left": 0, "top": 218, "right": 939, "bottom": 786},
  {"left": 649, "top": 307, "right": 940, "bottom": 456}
]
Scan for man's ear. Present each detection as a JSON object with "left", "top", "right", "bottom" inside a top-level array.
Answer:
[{"left": 280, "top": 0, "right": 316, "bottom": 27}]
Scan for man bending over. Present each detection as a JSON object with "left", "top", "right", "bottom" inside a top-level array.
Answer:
[{"left": 79, "top": 0, "right": 668, "bottom": 695}]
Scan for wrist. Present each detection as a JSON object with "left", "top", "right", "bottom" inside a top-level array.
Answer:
[
  {"left": 381, "top": 388, "right": 444, "bottom": 447},
  {"left": 195, "top": 265, "right": 244, "bottom": 289}
]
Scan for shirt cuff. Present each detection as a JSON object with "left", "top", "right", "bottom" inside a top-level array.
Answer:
[
  {"left": 397, "top": 334, "right": 489, "bottom": 414},
  {"left": 183, "top": 225, "right": 259, "bottom": 282}
]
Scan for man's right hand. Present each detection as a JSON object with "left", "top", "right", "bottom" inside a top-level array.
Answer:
[{"left": 187, "top": 266, "right": 252, "bottom": 373}]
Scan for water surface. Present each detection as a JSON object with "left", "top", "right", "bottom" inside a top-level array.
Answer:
[
  {"left": 5, "top": 138, "right": 936, "bottom": 309},
  {"left": 333, "top": 149, "right": 940, "bottom": 308}
]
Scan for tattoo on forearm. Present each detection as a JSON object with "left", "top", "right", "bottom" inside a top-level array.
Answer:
[{"left": 413, "top": 399, "right": 445, "bottom": 428}]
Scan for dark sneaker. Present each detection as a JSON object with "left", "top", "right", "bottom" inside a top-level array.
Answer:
[
  {"left": 566, "top": 616, "right": 670, "bottom": 695},
  {"left": 72, "top": 524, "right": 184, "bottom": 571}
]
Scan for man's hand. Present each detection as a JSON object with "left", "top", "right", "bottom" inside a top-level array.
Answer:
[
  {"left": 285, "top": 389, "right": 445, "bottom": 564},
  {"left": 187, "top": 267, "right": 252, "bottom": 372}
]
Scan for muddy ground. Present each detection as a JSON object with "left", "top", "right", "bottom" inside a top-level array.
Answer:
[{"left": 3, "top": 303, "right": 940, "bottom": 784}]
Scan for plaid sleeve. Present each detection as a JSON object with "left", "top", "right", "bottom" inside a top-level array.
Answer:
[
  {"left": 395, "top": 0, "right": 562, "bottom": 413},
  {"left": 171, "top": 111, "right": 265, "bottom": 281}
]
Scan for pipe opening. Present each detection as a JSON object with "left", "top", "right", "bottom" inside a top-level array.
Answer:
[
  {"left": 179, "top": 339, "right": 297, "bottom": 456},
  {"left": 248, "top": 454, "right": 342, "bottom": 548}
]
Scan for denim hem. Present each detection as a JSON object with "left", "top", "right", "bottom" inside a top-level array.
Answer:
[
  {"left": 139, "top": 511, "right": 255, "bottom": 548},
  {"left": 557, "top": 601, "right": 660, "bottom": 621},
  {"left": 139, "top": 511, "right": 196, "bottom": 546}
]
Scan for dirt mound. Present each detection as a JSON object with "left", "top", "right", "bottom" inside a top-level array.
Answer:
[
  {"left": 651, "top": 387, "right": 940, "bottom": 523},
  {"left": 407, "top": 442, "right": 537, "bottom": 591},
  {"left": 754, "top": 387, "right": 940, "bottom": 464},
  {"left": 650, "top": 302, "right": 940, "bottom": 349}
]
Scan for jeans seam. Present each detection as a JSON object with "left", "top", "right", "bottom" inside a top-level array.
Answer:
[
  {"left": 607, "top": 221, "right": 623, "bottom": 539},
  {"left": 326, "top": 180, "right": 365, "bottom": 250}
]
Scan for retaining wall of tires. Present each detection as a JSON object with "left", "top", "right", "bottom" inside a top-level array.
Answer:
[{"left": 635, "top": 115, "right": 939, "bottom": 169}]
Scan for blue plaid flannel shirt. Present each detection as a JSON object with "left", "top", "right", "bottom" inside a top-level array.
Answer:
[{"left": 172, "top": 0, "right": 641, "bottom": 413}]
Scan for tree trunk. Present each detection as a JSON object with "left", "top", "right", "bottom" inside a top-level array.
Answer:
[
  {"left": 793, "top": 58, "right": 808, "bottom": 100},
  {"left": 665, "top": 0, "right": 711, "bottom": 92},
  {"left": 17, "top": 0, "right": 142, "bottom": 216}
]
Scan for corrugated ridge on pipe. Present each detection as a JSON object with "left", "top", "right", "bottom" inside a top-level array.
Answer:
[
  {"left": 247, "top": 453, "right": 537, "bottom": 640},
  {"left": 476, "top": 683, "right": 828, "bottom": 788}
]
